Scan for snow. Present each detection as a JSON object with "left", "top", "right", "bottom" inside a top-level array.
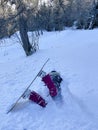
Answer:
[{"left": 0, "top": 29, "right": 98, "bottom": 130}]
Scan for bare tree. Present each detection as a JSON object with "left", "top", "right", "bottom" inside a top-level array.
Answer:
[{"left": 0, "top": 0, "right": 39, "bottom": 56}]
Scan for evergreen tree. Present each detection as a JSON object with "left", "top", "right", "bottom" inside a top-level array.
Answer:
[
  {"left": 53, "top": 0, "right": 65, "bottom": 30},
  {"left": 37, "top": 3, "right": 53, "bottom": 31}
]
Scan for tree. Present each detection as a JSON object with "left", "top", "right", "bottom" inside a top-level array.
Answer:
[
  {"left": 88, "top": 0, "right": 98, "bottom": 29},
  {"left": 15, "top": 0, "right": 33, "bottom": 56},
  {"left": 52, "top": 0, "right": 65, "bottom": 30},
  {"left": 0, "top": 0, "right": 39, "bottom": 56},
  {"left": 37, "top": 3, "right": 54, "bottom": 31}
]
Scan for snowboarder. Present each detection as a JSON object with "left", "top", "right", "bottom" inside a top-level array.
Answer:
[{"left": 22, "top": 70, "right": 62, "bottom": 107}]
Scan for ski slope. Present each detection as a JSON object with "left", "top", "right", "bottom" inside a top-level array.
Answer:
[{"left": 0, "top": 29, "right": 98, "bottom": 130}]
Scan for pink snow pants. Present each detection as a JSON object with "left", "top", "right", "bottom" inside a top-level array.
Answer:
[
  {"left": 29, "top": 91, "right": 47, "bottom": 107},
  {"left": 42, "top": 74, "right": 57, "bottom": 97}
]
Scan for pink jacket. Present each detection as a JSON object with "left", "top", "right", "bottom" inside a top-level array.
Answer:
[
  {"left": 29, "top": 91, "right": 47, "bottom": 107},
  {"left": 42, "top": 74, "right": 57, "bottom": 97}
]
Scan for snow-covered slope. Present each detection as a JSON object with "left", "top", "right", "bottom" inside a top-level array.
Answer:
[{"left": 0, "top": 29, "right": 98, "bottom": 130}]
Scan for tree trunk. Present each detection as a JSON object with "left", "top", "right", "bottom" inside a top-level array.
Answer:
[
  {"left": 19, "top": 15, "right": 32, "bottom": 56},
  {"left": 16, "top": 0, "right": 33, "bottom": 56}
]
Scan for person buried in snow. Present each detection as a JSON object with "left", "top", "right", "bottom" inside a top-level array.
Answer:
[{"left": 22, "top": 70, "right": 63, "bottom": 107}]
